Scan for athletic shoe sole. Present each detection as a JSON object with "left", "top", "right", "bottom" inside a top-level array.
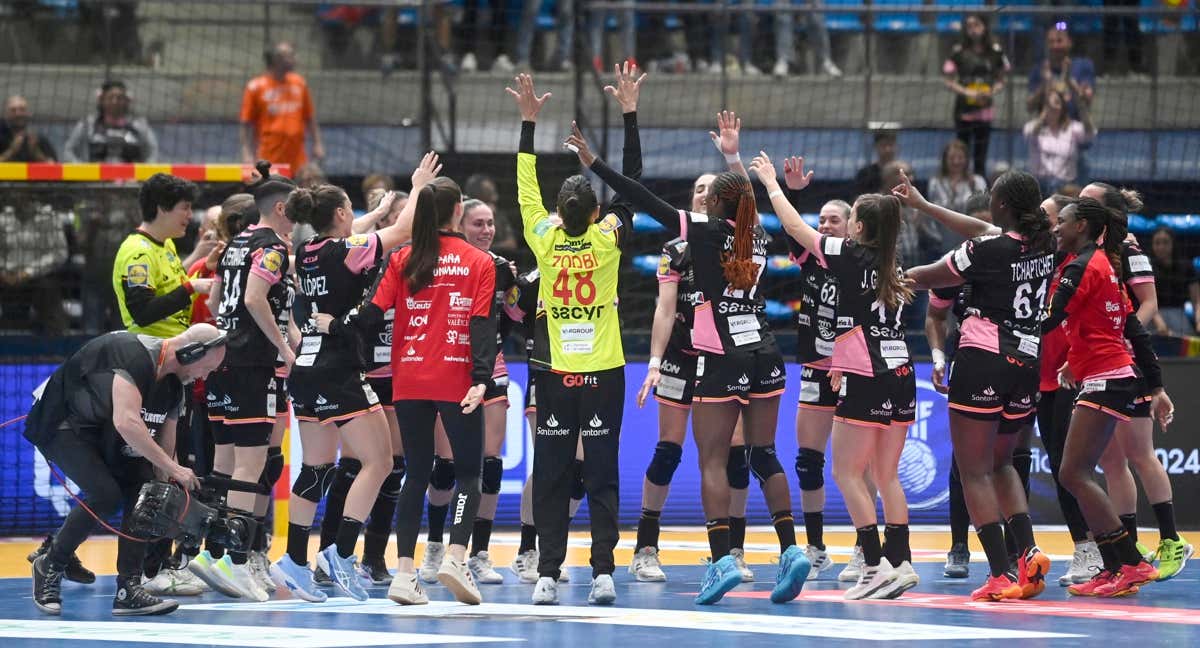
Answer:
[
  {"left": 268, "top": 563, "right": 327, "bottom": 603},
  {"left": 1156, "top": 544, "right": 1194, "bottom": 582},
  {"left": 316, "top": 551, "right": 367, "bottom": 602},
  {"left": 438, "top": 570, "right": 482, "bottom": 605},
  {"left": 695, "top": 569, "right": 743, "bottom": 605},
  {"left": 187, "top": 563, "right": 245, "bottom": 599},
  {"left": 112, "top": 600, "right": 179, "bottom": 616}
]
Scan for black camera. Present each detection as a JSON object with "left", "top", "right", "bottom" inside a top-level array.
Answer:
[{"left": 129, "top": 477, "right": 263, "bottom": 555}]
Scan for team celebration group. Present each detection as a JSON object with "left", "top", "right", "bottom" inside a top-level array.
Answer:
[{"left": 26, "top": 64, "right": 1192, "bottom": 617}]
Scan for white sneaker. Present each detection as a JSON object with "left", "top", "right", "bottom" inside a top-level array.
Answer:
[
  {"left": 387, "top": 572, "right": 429, "bottom": 605},
  {"left": 805, "top": 545, "right": 835, "bottom": 580},
  {"left": 143, "top": 568, "right": 206, "bottom": 596},
  {"left": 729, "top": 548, "right": 755, "bottom": 582},
  {"left": 493, "top": 54, "right": 515, "bottom": 73},
  {"left": 838, "top": 546, "right": 865, "bottom": 582},
  {"left": 460, "top": 52, "right": 477, "bottom": 73},
  {"left": 844, "top": 558, "right": 898, "bottom": 600},
  {"left": 188, "top": 551, "right": 247, "bottom": 599},
  {"left": 419, "top": 542, "right": 445, "bottom": 584},
  {"left": 511, "top": 549, "right": 539, "bottom": 584},
  {"left": 558, "top": 568, "right": 570, "bottom": 583},
  {"left": 228, "top": 561, "right": 269, "bottom": 602},
  {"left": 867, "top": 560, "right": 919, "bottom": 599},
  {"left": 468, "top": 552, "right": 504, "bottom": 584},
  {"left": 822, "top": 59, "right": 843, "bottom": 78},
  {"left": 629, "top": 546, "right": 666, "bottom": 582},
  {"left": 532, "top": 576, "right": 559, "bottom": 605},
  {"left": 743, "top": 62, "right": 763, "bottom": 77},
  {"left": 437, "top": 555, "right": 481, "bottom": 605},
  {"left": 772, "top": 59, "right": 789, "bottom": 77},
  {"left": 1059, "top": 541, "right": 1102, "bottom": 586},
  {"left": 588, "top": 574, "right": 616, "bottom": 605},
  {"left": 249, "top": 551, "right": 276, "bottom": 593}
]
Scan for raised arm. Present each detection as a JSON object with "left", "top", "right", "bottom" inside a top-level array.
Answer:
[
  {"left": 893, "top": 168, "right": 999, "bottom": 239},
  {"left": 506, "top": 74, "right": 554, "bottom": 234},
  {"left": 749, "top": 152, "right": 820, "bottom": 254},
  {"left": 709, "top": 110, "right": 749, "bottom": 180},
  {"left": 376, "top": 152, "right": 441, "bottom": 250},
  {"left": 567, "top": 119, "right": 678, "bottom": 234},
  {"left": 603, "top": 61, "right": 646, "bottom": 181}
]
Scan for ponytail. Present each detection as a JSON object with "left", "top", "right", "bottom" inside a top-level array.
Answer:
[
  {"left": 1089, "top": 181, "right": 1144, "bottom": 214},
  {"left": 284, "top": 184, "right": 346, "bottom": 233},
  {"left": 403, "top": 177, "right": 462, "bottom": 293},
  {"left": 992, "top": 170, "right": 1052, "bottom": 254},
  {"left": 854, "top": 194, "right": 913, "bottom": 311},
  {"left": 709, "top": 172, "right": 760, "bottom": 291}
]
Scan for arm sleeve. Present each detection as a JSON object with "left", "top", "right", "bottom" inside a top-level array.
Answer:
[
  {"left": 1042, "top": 258, "right": 1085, "bottom": 333},
  {"left": 516, "top": 123, "right": 554, "bottom": 255},
  {"left": 605, "top": 111, "right": 644, "bottom": 247},
  {"left": 588, "top": 157, "right": 680, "bottom": 235},
  {"left": 1124, "top": 312, "right": 1163, "bottom": 391},
  {"left": 124, "top": 284, "right": 192, "bottom": 328},
  {"left": 468, "top": 260, "right": 498, "bottom": 385}
]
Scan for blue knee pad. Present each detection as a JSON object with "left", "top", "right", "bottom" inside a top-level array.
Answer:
[
  {"left": 430, "top": 456, "right": 456, "bottom": 491},
  {"left": 645, "top": 441, "right": 683, "bottom": 487},
  {"left": 292, "top": 463, "right": 335, "bottom": 503},
  {"left": 748, "top": 445, "right": 785, "bottom": 484},
  {"left": 482, "top": 456, "right": 503, "bottom": 495},
  {"left": 571, "top": 459, "right": 586, "bottom": 500},
  {"left": 726, "top": 445, "right": 750, "bottom": 490},
  {"left": 795, "top": 448, "right": 825, "bottom": 491}
]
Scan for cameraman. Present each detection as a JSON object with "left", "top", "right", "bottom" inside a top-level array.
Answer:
[{"left": 25, "top": 323, "right": 225, "bottom": 617}]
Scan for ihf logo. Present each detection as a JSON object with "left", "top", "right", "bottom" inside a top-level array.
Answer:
[{"left": 898, "top": 376, "right": 951, "bottom": 510}]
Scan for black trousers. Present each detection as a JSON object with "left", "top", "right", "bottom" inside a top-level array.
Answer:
[
  {"left": 1037, "top": 388, "right": 1090, "bottom": 541},
  {"left": 534, "top": 367, "right": 624, "bottom": 579},
  {"left": 393, "top": 399, "right": 483, "bottom": 559},
  {"left": 954, "top": 118, "right": 992, "bottom": 177},
  {"left": 37, "top": 425, "right": 153, "bottom": 578}
]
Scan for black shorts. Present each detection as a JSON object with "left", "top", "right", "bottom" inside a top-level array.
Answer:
[
  {"left": 525, "top": 370, "right": 541, "bottom": 415},
  {"left": 947, "top": 347, "right": 1038, "bottom": 422},
  {"left": 275, "top": 378, "right": 290, "bottom": 416},
  {"left": 206, "top": 366, "right": 277, "bottom": 446},
  {"left": 797, "top": 364, "right": 838, "bottom": 411},
  {"left": 486, "top": 374, "right": 511, "bottom": 406},
  {"left": 694, "top": 345, "right": 787, "bottom": 404},
  {"left": 367, "top": 375, "right": 394, "bottom": 409},
  {"left": 1075, "top": 376, "right": 1141, "bottom": 422},
  {"left": 290, "top": 366, "right": 382, "bottom": 426},
  {"left": 654, "top": 342, "right": 698, "bottom": 408},
  {"left": 835, "top": 365, "right": 916, "bottom": 429},
  {"left": 1130, "top": 378, "right": 1152, "bottom": 419},
  {"left": 537, "top": 366, "right": 624, "bottom": 442}
]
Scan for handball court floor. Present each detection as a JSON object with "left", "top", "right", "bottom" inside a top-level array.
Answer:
[{"left": 0, "top": 527, "right": 1197, "bottom": 647}]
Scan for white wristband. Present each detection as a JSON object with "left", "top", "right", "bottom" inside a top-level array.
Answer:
[
  {"left": 648, "top": 356, "right": 662, "bottom": 370},
  {"left": 931, "top": 348, "right": 946, "bottom": 367},
  {"left": 724, "top": 152, "right": 741, "bottom": 165},
  {"left": 768, "top": 189, "right": 785, "bottom": 200}
]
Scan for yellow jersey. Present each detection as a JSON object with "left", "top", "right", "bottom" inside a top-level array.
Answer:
[{"left": 112, "top": 230, "right": 194, "bottom": 337}]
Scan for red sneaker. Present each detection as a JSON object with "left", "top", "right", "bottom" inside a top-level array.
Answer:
[
  {"left": 971, "top": 573, "right": 1022, "bottom": 601},
  {"left": 1094, "top": 562, "right": 1159, "bottom": 598},
  {"left": 1017, "top": 546, "right": 1050, "bottom": 599},
  {"left": 1068, "top": 570, "right": 1116, "bottom": 597}
]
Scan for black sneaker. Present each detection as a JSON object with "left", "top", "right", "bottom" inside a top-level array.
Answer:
[
  {"left": 32, "top": 555, "right": 64, "bottom": 615},
  {"left": 360, "top": 555, "right": 394, "bottom": 586},
  {"left": 113, "top": 577, "right": 179, "bottom": 616},
  {"left": 313, "top": 563, "right": 333, "bottom": 587},
  {"left": 944, "top": 542, "right": 970, "bottom": 579},
  {"left": 27, "top": 536, "right": 95, "bottom": 584}
]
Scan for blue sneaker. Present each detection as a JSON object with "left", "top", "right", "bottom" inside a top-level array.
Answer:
[
  {"left": 770, "top": 545, "right": 811, "bottom": 603},
  {"left": 317, "top": 546, "right": 369, "bottom": 602},
  {"left": 269, "top": 555, "right": 327, "bottom": 603},
  {"left": 695, "top": 555, "right": 743, "bottom": 605}
]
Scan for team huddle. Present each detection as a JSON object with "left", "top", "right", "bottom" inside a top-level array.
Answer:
[{"left": 28, "top": 64, "right": 1191, "bottom": 616}]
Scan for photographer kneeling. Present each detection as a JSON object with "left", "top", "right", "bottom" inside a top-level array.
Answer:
[{"left": 25, "top": 323, "right": 225, "bottom": 616}]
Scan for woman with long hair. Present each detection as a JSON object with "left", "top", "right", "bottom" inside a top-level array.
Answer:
[
  {"left": 943, "top": 13, "right": 1009, "bottom": 176},
  {"left": 1024, "top": 87, "right": 1096, "bottom": 194},
  {"left": 928, "top": 140, "right": 988, "bottom": 218},
  {"left": 754, "top": 153, "right": 918, "bottom": 601}
]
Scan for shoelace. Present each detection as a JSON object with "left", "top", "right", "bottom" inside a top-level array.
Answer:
[
  {"left": 124, "top": 587, "right": 162, "bottom": 607},
  {"left": 39, "top": 566, "right": 64, "bottom": 600}
]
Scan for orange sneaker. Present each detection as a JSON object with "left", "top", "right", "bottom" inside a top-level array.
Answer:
[
  {"left": 1017, "top": 546, "right": 1050, "bottom": 599},
  {"left": 1094, "top": 562, "right": 1158, "bottom": 598},
  {"left": 971, "top": 573, "right": 1022, "bottom": 601},
  {"left": 1068, "top": 570, "right": 1116, "bottom": 597}
]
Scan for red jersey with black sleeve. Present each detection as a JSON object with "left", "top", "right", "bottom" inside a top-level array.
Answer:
[
  {"left": 1039, "top": 253, "right": 1075, "bottom": 392},
  {"left": 1042, "top": 244, "right": 1134, "bottom": 381},
  {"left": 812, "top": 235, "right": 908, "bottom": 377},
  {"left": 293, "top": 232, "right": 383, "bottom": 369},
  {"left": 370, "top": 232, "right": 497, "bottom": 402},
  {"left": 785, "top": 236, "right": 838, "bottom": 367},
  {"left": 214, "top": 224, "right": 290, "bottom": 368}
]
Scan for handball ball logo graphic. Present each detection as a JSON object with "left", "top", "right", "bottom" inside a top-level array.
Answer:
[
  {"left": 899, "top": 438, "right": 938, "bottom": 495},
  {"left": 900, "top": 376, "right": 952, "bottom": 510}
]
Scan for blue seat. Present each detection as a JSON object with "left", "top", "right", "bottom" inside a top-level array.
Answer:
[
  {"left": 1070, "top": 0, "right": 1105, "bottom": 35},
  {"left": 765, "top": 299, "right": 800, "bottom": 323},
  {"left": 934, "top": 0, "right": 985, "bottom": 34},
  {"left": 802, "top": 213, "right": 820, "bottom": 228},
  {"left": 996, "top": 0, "right": 1035, "bottom": 33},
  {"left": 632, "top": 213, "right": 667, "bottom": 233},
  {"left": 872, "top": 0, "right": 926, "bottom": 33},
  {"left": 758, "top": 213, "right": 783, "bottom": 234},
  {"left": 1140, "top": 0, "right": 1198, "bottom": 33},
  {"left": 1127, "top": 213, "right": 1158, "bottom": 235},
  {"left": 1158, "top": 214, "right": 1200, "bottom": 235},
  {"left": 823, "top": 0, "right": 864, "bottom": 32}
]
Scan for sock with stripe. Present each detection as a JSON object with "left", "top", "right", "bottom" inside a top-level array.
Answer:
[{"left": 706, "top": 518, "right": 731, "bottom": 561}]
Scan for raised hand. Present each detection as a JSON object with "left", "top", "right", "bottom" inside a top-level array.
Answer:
[
  {"left": 563, "top": 121, "right": 596, "bottom": 167},
  {"left": 709, "top": 110, "right": 742, "bottom": 157},
  {"left": 505, "top": 73, "right": 552, "bottom": 122},
  {"left": 748, "top": 151, "right": 779, "bottom": 190},
  {"left": 411, "top": 151, "right": 442, "bottom": 190},
  {"left": 603, "top": 61, "right": 646, "bottom": 114},
  {"left": 782, "top": 156, "right": 814, "bottom": 191},
  {"left": 891, "top": 168, "right": 927, "bottom": 209}
]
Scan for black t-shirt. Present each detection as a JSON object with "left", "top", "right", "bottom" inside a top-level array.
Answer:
[
  {"left": 0, "top": 122, "right": 57, "bottom": 162},
  {"left": 683, "top": 213, "right": 773, "bottom": 354},
  {"left": 818, "top": 235, "right": 908, "bottom": 376},
  {"left": 946, "top": 42, "right": 1009, "bottom": 119},
  {"left": 215, "top": 225, "right": 291, "bottom": 368},
  {"left": 785, "top": 238, "right": 838, "bottom": 365},
  {"left": 294, "top": 233, "right": 383, "bottom": 369}
]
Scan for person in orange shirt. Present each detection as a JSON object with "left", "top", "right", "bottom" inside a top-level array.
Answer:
[{"left": 240, "top": 41, "right": 325, "bottom": 172}]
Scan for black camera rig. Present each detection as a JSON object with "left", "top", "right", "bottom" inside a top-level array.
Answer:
[{"left": 128, "top": 475, "right": 269, "bottom": 556}]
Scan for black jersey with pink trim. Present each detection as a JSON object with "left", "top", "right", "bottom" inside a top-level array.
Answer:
[
  {"left": 945, "top": 233, "right": 1055, "bottom": 363},
  {"left": 785, "top": 237, "right": 838, "bottom": 365},
  {"left": 814, "top": 235, "right": 908, "bottom": 377},
  {"left": 362, "top": 246, "right": 402, "bottom": 374},
  {"left": 656, "top": 237, "right": 699, "bottom": 352},
  {"left": 1120, "top": 240, "right": 1156, "bottom": 308},
  {"left": 215, "top": 224, "right": 290, "bottom": 368},
  {"left": 294, "top": 232, "right": 383, "bottom": 369},
  {"left": 682, "top": 212, "right": 773, "bottom": 354}
]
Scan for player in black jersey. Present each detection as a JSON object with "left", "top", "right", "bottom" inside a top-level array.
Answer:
[
  {"left": 192, "top": 165, "right": 297, "bottom": 601},
  {"left": 897, "top": 168, "right": 1056, "bottom": 602},
  {"left": 584, "top": 129, "right": 810, "bottom": 607},
  {"left": 754, "top": 153, "right": 918, "bottom": 601}
]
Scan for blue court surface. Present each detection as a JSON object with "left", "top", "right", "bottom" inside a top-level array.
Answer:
[{"left": 2, "top": 560, "right": 1197, "bottom": 647}]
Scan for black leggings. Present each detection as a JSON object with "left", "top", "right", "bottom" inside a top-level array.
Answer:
[
  {"left": 38, "top": 425, "right": 153, "bottom": 578},
  {"left": 1037, "top": 389, "right": 1090, "bottom": 542},
  {"left": 393, "top": 400, "right": 483, "bottom": 559},
  {"left": 954, "top": 118, "right": 992, "bottom": 177}
]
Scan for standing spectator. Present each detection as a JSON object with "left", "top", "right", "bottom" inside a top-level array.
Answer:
[
  {"left": 943, "top": 13, "right": 1009, "bottom": 176},
  {"left": 772, "top": 0, "right": 841, "bottom": 78},
  {"left": 0, "top": 197, "right": 69, "bottom": 334},
  {"left": 1103, "top": 0, "right": 1144, "bottom": 75},
  {"left": 517, "top": 0, "right": 574, "bottom": 71},
  {"left": 1023, "top": 87, "right": 1096, "bottom": 195},
  {"left": 588, "top": 2, "right": 636, "bottom": 72},
  {"left": 0, "top": 95, "right": 57, "bottom": 162},
  {"left": 362, "top": 173, "right": 394, "bottom": 198},
  {"left": 458, "top": 1, "right": 516, "bottom": 72},
  {"left": 1026, "top": 25, "right": 1095, "bottom": 119},
  {"left": 854, "top": 128, "right": 898, "bottom": 197},
  {"left": 64, "top": 80, "right": 158, "bottom": 163},
  {"left": 1148, "top": 228, "right": 1200, "bottom": 336},
  {"left": 240, "top": 42, "right": 325, "bottom": 173},
  {"left": 928, "top": 140, "right": 987, "bottom": 215}
]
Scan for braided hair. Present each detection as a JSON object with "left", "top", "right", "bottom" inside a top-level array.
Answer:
[
  {"left": 707, "top": 172, "right": 760, "bottom": 292},
  {"left": 992, "top": 170, "right": 1053, "bottom": 255}
]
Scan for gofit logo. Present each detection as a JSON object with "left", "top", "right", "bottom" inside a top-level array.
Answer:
[{"left": 563, "top": 374, "right": 598, "bottom": 388}]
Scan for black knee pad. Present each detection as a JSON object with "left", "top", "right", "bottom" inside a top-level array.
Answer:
[
  {"left": 726, "top": 445, "right": 750, "bottom": 490},
  {"left": 571, "top": 459, "right": 585, "bottom": 500},
  {"left": 645, "top": 441, "right": 683, "bottom": 487},
  {"left": 1012, "top": 446, "right": 1033, "bottom": 474},
  {"left": 795, "top": 448, "right": 825, "bottom": 491},
  {"left": 337, "top": 457, "right": 363, "bottom": 481},
  {"left": 481, "top": 456, "right": 503, "bottom": 495},
  {"left": 379, "top": 456, "right": 406, "bottom": 501},
  {"left": 258, "top": 446, "right": 284, "bottom": 492},
  {"left": 430, "top": 456, "right": 456, "bottom": 491},
  {"left": 292, "top": 462, "right": 335, "bottom": 503},
  {"left": 748, "top": 445, "right": 785, "bottom": 484}
]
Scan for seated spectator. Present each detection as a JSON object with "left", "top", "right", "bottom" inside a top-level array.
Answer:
[
  {"left": 0, "top": 95, "right": 57, "bottom": 162},
  {"left": 1023, "top": 87, "right": 1095, "bottom": 195},
  {"left": 928, "top": 140, "right": 987, "bottom": 216},
  {"left": 0, "top": 195, "right": 69, "bottom": 334},
  {"left": 854, "top": 128, "right": 898, "bottom": 197},
  {"left": 588, "top": 2, "right": 635, "bottom": 72},
  {"left": 456, "top": 1, "right": 516, "bottom": 73},
  {"left": 1148, "top": 227, "right": 1200, "bottom": 336},
  {"left": 64, "top": 80, "right": 158, "bottom": 163}
]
